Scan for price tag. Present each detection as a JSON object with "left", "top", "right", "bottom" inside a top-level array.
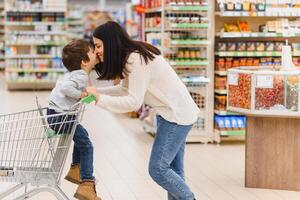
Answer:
[
  {"left": 256, "top": 75, "right": 273, "bottom": 88},
  {"left": 228, "top": 73, "right": 238, "bottom": 86}
]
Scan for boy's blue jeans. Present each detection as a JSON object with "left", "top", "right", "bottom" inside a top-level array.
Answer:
[
  {"left": 148, "top": 115, "right": 195, "bottom": 200},
  {"left": 47, "top": 108, "right": 95, "bottom": 181}
]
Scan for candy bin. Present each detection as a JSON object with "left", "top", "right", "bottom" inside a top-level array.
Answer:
[{"left": 227, "top": 66, "right": 300, "bottom": 117}]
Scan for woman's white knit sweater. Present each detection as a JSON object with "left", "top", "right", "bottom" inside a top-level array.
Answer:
[{"left": 97, "top": 52, "right": 200, "bottom": 125}]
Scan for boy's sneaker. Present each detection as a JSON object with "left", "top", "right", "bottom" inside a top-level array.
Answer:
[
  {"left": 65, "top": 164, "right": 81, "bottom": 185},
  {"left": 74, "top": 181, "right": 102, "bottom": 200}
]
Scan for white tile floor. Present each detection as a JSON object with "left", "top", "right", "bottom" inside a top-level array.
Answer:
[{"left": 1, "top": 77, "right": 300, "bottom": 199}]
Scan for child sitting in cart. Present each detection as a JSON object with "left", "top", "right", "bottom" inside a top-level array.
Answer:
[{"left": 47, "top": 39, "right": 101, "bottom": 200}]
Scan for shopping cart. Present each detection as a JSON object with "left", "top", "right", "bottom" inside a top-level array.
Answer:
[{"left": 0, "top": 95, "right": 96, "bottom": 200}]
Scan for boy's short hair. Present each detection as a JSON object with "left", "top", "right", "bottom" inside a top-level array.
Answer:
[{"left": 62, "top": 39, "right": 93, "bottom": 72}]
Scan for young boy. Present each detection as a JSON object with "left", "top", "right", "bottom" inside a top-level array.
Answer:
[{"left": 47, "top": 39, "right": 101, "bottom": 200}]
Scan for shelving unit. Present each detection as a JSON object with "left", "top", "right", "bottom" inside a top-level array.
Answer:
[
  {"left": 67, "top": 5, "right": 84, "bottom": 40},
  {"left": 143, "top": 0, "right": 215, "bottom": 143},
  {"left": 0, "top": 1, "right": 4, "bottom": 70},
  {"left": 4, "top": 0, "right": 67, "bottom": 90},
  {"left": 213, "top": 0, "right": 300, "bottom": 142}
]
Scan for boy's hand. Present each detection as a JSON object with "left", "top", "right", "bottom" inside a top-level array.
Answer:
[
  {"left": 86, "top": 86, "right": 99, "bottom": 103},
  {"left": 80, "top": 91, "right": 88, "bottom": 99}
]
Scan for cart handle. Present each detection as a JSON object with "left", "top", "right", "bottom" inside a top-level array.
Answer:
[{"left": 81, "top": 94, "right": 97, "bottom": 104}]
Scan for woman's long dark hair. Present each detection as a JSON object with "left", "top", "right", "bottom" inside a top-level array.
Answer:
[{"left": 93, "top": 21, "right": 161, "bottom": 80}]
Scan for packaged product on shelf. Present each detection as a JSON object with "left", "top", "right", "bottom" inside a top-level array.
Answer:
[
  {"left": 227, "top": 42, "right": 237, "bottom": 51},
  {"left": 231, "top": 117, "right": 239, "bottom": 130},
  {"left": 237, "top": 116, "right": 245, "bottom": 129},
  {"left": 215, "top": 76, "right": 227, "bottom": 90},
  {"left": 224, "top": 117, "right": 232, "bottom": 130},
  {"left": 225, "top": 58, "right": 233, "bottom": 69},
  {"left": 195, "top": 117, "right": 205, "bottom": 129},
  {"left": 214, "top": 116, "right": 226, "bottom": 131},
  {"left": 255, "top": 42, "right": 265, "bottom": 51},
  {"left": 238, "top": 21, "right": 251, "bottom": 32},
  {"left": 274, "top": 42, "right": 284, "bottom": 51},
  {"left": 224, "top": 23, "right": 239, "bottom": 32},
  {"left": 246, "top": 42, "right": 256, "bottom": 51},
  {"left": 232, "top": 59, "right": 240, "bottom": 67},
  {"left": 216, "top": 42, "right": 227, "bottom": 51},
  {"left": 215, "top": 95, "right": 227, "bottom": 111},
  {"left": 216, "top": 58, "right": 226, "bottom": 71},
  {"left": 242, "top": 0, "right": 251, "bottom": 11},
  {"left": 256, "top": 0, "right": 266, "bottom": 11},
  {"left": 265, "top": 42, "right": 275, "bottom": 51},
  {"left": 237, "top": 42, "right": 246, "bottom": 51},
  {"left": 225, "top": 0, "right": 235, "bottom": 11},
  {"left": 235, "top": 1, "right": 243, "bottom": 11}
]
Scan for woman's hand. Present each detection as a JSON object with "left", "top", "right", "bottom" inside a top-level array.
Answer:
[{"left": 86, "top": 86, "right": 100, "bottom": 103}]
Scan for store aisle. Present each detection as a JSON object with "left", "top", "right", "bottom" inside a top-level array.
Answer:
[{"left": 1, "top": 87, "right": 300, "bottom": 199}]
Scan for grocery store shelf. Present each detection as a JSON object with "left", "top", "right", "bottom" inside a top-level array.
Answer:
[
  {"left": 145, "top": 7, "right": 162, "bottom": 13},
  {"left": 216, "top": 51, "right": 282, "bottom": 57},
  {"left": 168, "top": 23, "right": 209, "bottom": 29},
  {"left": 6, "top": 55, "right": 61, "bottom": 59},
  {"left": 67, "top": 20, "right": 84, "bottom": 25},
  {"left": 215, "top": 71, "right": 227, "bottom": 76},
  {"left": 6, "top": 68, "right": 66, "bottom": 73},
  {"left": 215, "top": 89, "right": 227, "bottom": 95},
  {"left": 214, "top": 110, "right": 242, "bottom": 116},
  {"left": 169, "top": 60, "right": 209, "bottom": 66},
  {"left": 217, "top": 11, "right": 300, "bottom": 17},
  {"left": 145, "top": 28, "right": 161, "bottom": 33},
  {"left": 7, "top": 31, "right": 67, "bottom": 35},
  {"left": 215, "top": 129, "right": 246, "bottom": 136},
  {"left": 6, "top": 9, "right": 65, "bottom": 13},
  {"left": 6, "top": 81, "right": 56, "bottom": 90},
  {"left": 170, "top": 40, "right": 210, "bottom": 46},
  {"left": 5, "top": 21, "right": 66, "bottom": 26},
  {"left": 165, "top": 5, "right": 209, "bottom": 12},
  {"left": 217, "top": 32, "right": 300, "bottom": 38},
  {"left": 6, "top": 42, "right": 67, "bottom": 46}
]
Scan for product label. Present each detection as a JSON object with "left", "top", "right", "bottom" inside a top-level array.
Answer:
[
  {"left": 228, "top": 73, "right": 238, "bottom": 86},
  {"left": 256, "top": 75, "right": 273, "bottom": 88}
]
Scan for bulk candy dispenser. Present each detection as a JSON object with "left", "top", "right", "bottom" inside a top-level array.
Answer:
[{"left": 227, "top": 43, "right": 300, "bottom": 117}]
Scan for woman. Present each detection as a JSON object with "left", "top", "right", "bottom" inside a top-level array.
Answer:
[{"left": 87, "top": 21, "right": 199, "bottom": 200}]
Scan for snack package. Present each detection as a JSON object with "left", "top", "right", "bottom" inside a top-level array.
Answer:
[
  {"left": 238, "top": 21, "right": 251, "bottom": 32},
  {"left": 227, "top": 42, "right": 237, "bottom": 51},
  {"left": 217, "top": 42, "right": 227, "bottom": 51},
  {"left": 256, "top": 42, "right": 265, "bottom": 51},
  {"left": 274, "top": 42, "right": 284, "bottom": 51},
  {"left": 240, "top": 58, "right": 247, "bottom": 66},
  {"left": 216, "top": 58, "right": 226, "bottom": 71},
  {"left": 231, "top": 117, "right": 239, "bottom": 130},
  {"left": 224, "top": 117, "right": 232, "bottom": 130},
  {"left": 237, "top": 117, "right": 245, "bottom": 129},
  {"left": 237, "top": 42, "right": 247, "bottom": 51},
  {"left": 265, "top": 42, "right": 274, "bottom": 51},
  {"left": 246, "top": 42, "right": 256, "bottom": 51},
  {"left": 224, "top": 23, "right": 239, "bottom": 32},
  {"left": 215, "top": 116, "right": 226, "bottom": 130}
]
